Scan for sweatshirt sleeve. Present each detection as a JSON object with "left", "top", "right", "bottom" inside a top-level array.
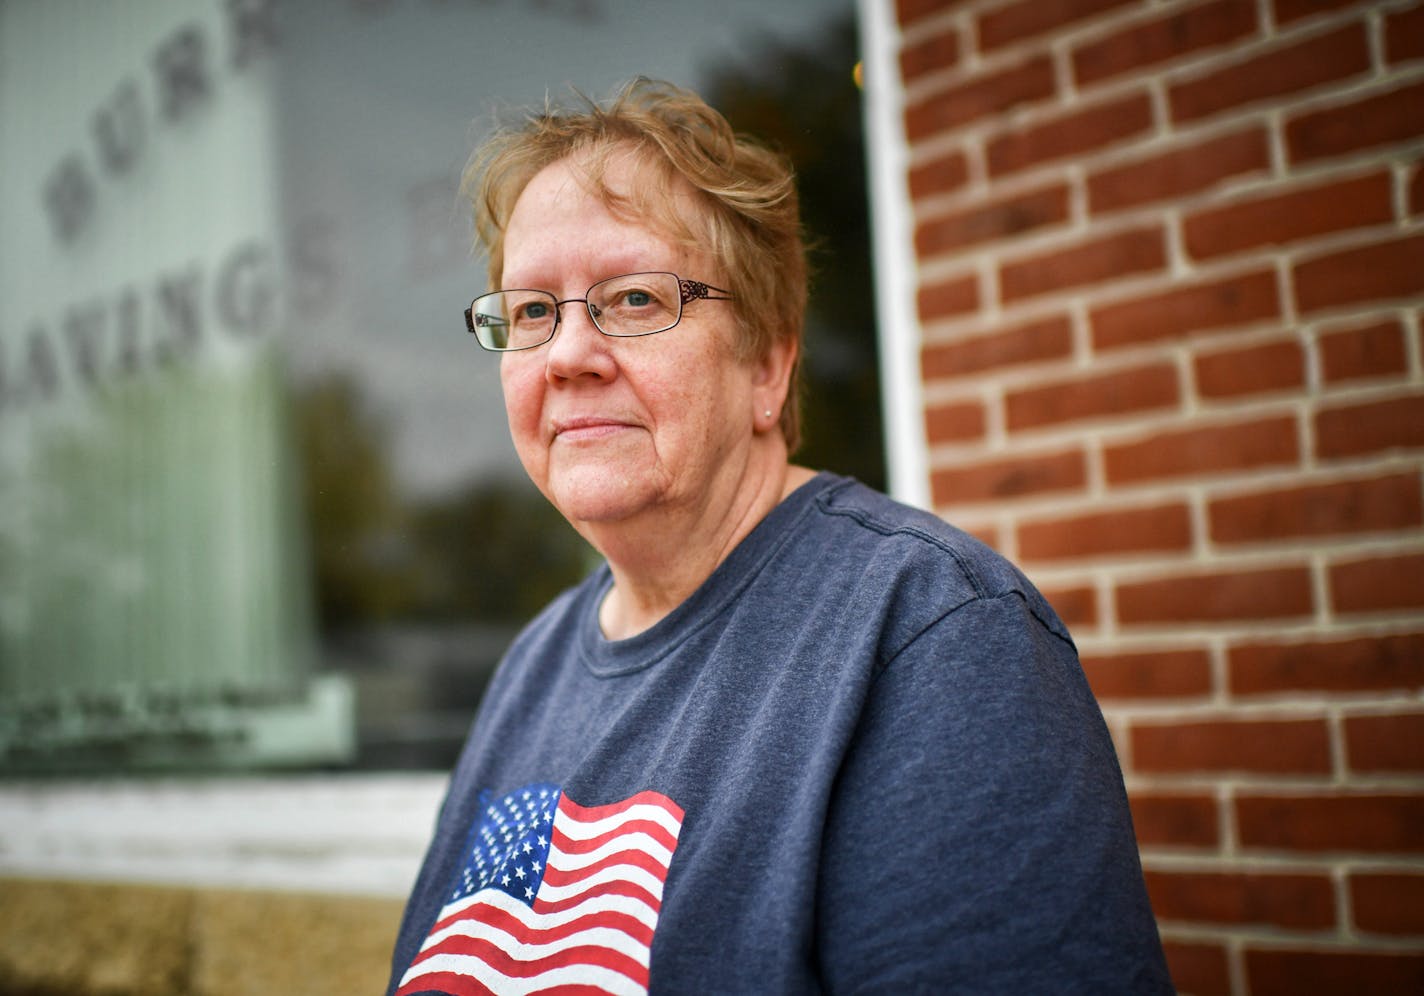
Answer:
[{"left": 814, "top": 591, "right": 1173, "bottom": 994}]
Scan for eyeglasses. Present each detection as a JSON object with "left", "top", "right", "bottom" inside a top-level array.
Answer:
[{"left": 465, "top": 271, "right": 733, "bottom": 351}]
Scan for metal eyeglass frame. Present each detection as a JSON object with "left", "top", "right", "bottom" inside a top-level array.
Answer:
[{"left": 464, "top": 271, "right": 733, "bottom": 352}]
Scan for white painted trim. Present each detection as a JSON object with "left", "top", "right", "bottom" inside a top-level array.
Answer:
[
  {"left": 0, "top": 774, "right": 447, "bottom": 898},
  {"left": 858, "top": 0, "right": 931, "bottom": 509}
]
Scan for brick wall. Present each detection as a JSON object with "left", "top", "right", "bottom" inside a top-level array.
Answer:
[{"left": 891, "top": 0, "right": 1424, "bottom": 992}]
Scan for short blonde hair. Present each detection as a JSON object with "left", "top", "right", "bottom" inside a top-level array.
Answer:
[{"left": 463, "top": 78, "right": 807, "bottom": 451}]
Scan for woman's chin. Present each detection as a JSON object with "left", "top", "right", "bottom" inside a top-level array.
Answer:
[{"left": 547, "top": 470, "right": 662, "bottom": 527}]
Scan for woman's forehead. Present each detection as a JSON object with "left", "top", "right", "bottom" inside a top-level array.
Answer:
[{"left": 502, "top": 156, "right": 711, "bottom": 285}]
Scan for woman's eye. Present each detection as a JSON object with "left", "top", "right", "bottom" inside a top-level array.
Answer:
[
  {"left": 624, "top": 290, "right": 653, "bottom": 307},
  {"left": 520, "top": 301, "right": 550, "bottom": 320}
]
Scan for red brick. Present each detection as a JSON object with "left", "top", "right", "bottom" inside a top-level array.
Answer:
[
  {"left": 901, "top": 26, "right": 961, "bottom": 81},
  {"left": 917, "top": 274, "right": 980, "bottom": 322},
  {"left": 1319, "top": 319, "right": 1408, "bottom": 384},
  {"left": 1294, "top": 234, "right": 1424, "bottom": 316},
  {"left": 908, "top": 151, "right": 970, "bottom": 201},
  {"left": 1183, "top": 170, "right": 1394, "bottom": 261},
  {"left": 1209, "top": 472, "right": 1423, "bottom": 545},
  {"left": 916, "top": 183, "right": 1070, "bottom": 257},
  {"left": 1272, "top": 0, "right": 1358, "bottom": 25},
  {"left": 1347, "top": 713, "right": 1424, "bottom": 773},
  {"left": 1352, "top": 872, "right": 1424, "bottom": 934},
  {"left": 1130, "top": 791, "right": 1220, "bottom": 848},
  {"left": 924, "top": 400, "right": 986, "bottom": 443},
  {"left": 1091, "top": 269, "right": 1279, "bottom": 351},
  {"left": 977, "top": 0, "right": 1137, "bottom": 52},
  {"left": 1248, "top": 948, "right": 1424, "bottom": 996},
  {"left": 1162, "top": 940, "right": 1230, "bottom": 996},
  {"left": 921, "top": 314, "right": 1073, "bottom": 380},
  {"left": 1287, "top": 78, "right": 1424, "bottom": 164},
  {"left": 1195, "top": 337, "right": 1304, "bottom": 399},
  {"left": 987, "top": 92, "right": 1154, "bottom": 178},
  {"left": 1041, "top": 583, "right": 1098, "bottom": 627},
  {"left": 1117, "top": 565, "right": 1314, "bottom": 625},
  {"left": 1237, "top": 793, "right": 1424, "bottom": 853},
  {"left": 1006, "top": 361, "right": 1179, "bottom": 431},
  {"left": 1229, "top": 632, "right": 1424, "bottom": 696},
  {"left": 1144, "top": 868, "right": 1336, "bottom": 928},
  {"left": 1087, "top": 125, "right": 1270, "bottom": 214},
  {"left": 1169, "top": 23, "right": 1372, "bottom": 123},
  {"left": 1000, "top": 225, "right": 1166, "bottom": 303},
  {"left": 1019, "top": 501, "right": 1192, "bottom": 561},
  {"left": 1104, "top": 415, "right": 1299, "bottom": 484},
  {"left": 897, "top": 0, "right": 965, "bottom": 28},
  {"left": 1073, "top": 0, "right": 1259, "bottom": 87},
  {"left": 904, "top": 55, "right": 1056, "bottom": 140},
  {"left": 1331, "top": 551, "right": 1424, "bottom": 615},
  {"left": 1133, "top": 717, "right": 1331, "bottom": 774},
  {"left": 931, "top": 448, "right": 1087, "bottom": 504},
  {"left": 1386, "top": 3, "right": 1424, "bottom": 64},
  {"left": 1082, "top": 648, "right": 1211, "bottom": 701},
  {"left": 1315, "top": 394, "right": 1424, "bottom": 459}
]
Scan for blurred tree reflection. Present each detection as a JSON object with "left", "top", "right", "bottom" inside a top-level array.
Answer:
[
  {"left": 292, "top": 374, "right": 587, "bottom": 632},
  {"left": 294, "top": 374, "right": 419, "bottom": 629},
  {"left": 409, "top": 480, "right": 590, "bottom": 623}
]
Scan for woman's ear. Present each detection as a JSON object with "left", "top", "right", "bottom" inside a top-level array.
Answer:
[{"left": 752, "top": 334, "right": 798, "bottom": 429}]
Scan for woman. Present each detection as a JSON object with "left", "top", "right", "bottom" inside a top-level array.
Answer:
[{"left": 388, "top": 79, "right": 1170, "bottom": 995}]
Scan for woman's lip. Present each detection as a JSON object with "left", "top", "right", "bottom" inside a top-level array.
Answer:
[{"left": 552, "top": 418, "right": 635, "bottom": 441}]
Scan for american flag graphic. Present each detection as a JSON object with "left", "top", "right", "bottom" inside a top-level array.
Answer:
[{"left": 395, "top": 783, "right": 684, "bottom": 996}]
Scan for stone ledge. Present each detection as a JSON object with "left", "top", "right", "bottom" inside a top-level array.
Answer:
[{"left": 0, "top": 877, "right": 404, "bottom": 996}]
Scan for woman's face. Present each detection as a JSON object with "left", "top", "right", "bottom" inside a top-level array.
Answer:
[{"left": 498, "top": 154, "right": 764, "bottom": 531}]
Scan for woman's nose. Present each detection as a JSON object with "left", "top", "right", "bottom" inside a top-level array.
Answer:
[{"left": 544, "top": 301, "right": 616, "bottom": 382}]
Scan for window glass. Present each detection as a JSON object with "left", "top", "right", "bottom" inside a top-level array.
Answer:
[{"left": 0, "top": 0, "right": 878, "bottom": 772}]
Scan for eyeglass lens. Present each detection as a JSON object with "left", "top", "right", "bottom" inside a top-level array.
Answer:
[{"left": 469, "top": 271, "right": 686, "bottom": 351}]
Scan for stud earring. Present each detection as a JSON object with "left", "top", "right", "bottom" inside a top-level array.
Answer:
[{"left": 764, "top": 410, "right": 773, "bottom": 419}]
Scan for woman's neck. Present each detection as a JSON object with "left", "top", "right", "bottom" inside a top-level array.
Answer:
[{"left": 592, "top": 462, "right": 816, "bottom": 640}]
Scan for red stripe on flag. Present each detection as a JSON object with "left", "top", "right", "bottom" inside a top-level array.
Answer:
[
  {"left": 556, "top": 791, "right": 685, "bottom": 826},
  {"left": 405, "top": 932, "right": 650, "bottom": 986},
  {"left": 534, "top": 878, "right": 663, "bottom": 916},
  {"left": 394, "top": 969, "right": 493, "bottom": 996},
  {"left": 542, "top": 847, "right": 671, "bottom": 890},
  {"left": 426, "top": 901, "right": 656, "bottom": 950},
  {"left": 398, "top": 973, "right": 618, "bottom": 996}
]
